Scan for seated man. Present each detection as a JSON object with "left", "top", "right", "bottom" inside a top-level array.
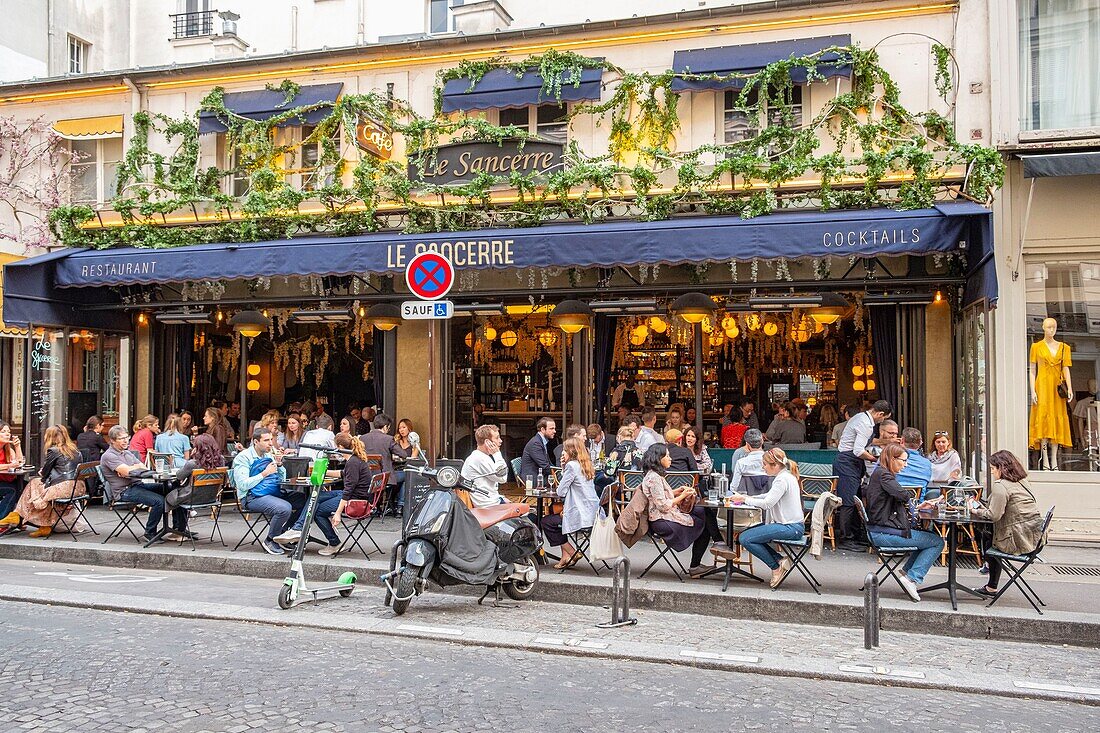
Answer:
[
  {"left": 298, "top": 414, "right": 336, "bottom": 459},
  {"left": 232, "top": 426, "right": 303, "bottom": 556},
  {"left": 461, "top": 425, "right": 509, "bottom": 508},
  {"left": 100, "top": 425, "right": 186, "bottom": 543},
  {"left": 731, "top": 429, "right": 767, "bottom": 491},
  {"left": 895, "top": 427, "right": 935, "bottom": 501}
]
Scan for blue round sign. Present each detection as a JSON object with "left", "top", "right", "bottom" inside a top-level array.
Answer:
[{"left": 405, "top": 252, "right": 454, "bottom": 301}]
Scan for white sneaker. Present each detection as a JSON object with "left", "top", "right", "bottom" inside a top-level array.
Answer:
[
  {"left": 273, "top": 529, "right": 302, "bottom": 544},
  {"left": 318, "top": 544, "right": 341, "bottom": 557},
  {"left": 898, "top": 575, "right": 921, "bottom": 602}
]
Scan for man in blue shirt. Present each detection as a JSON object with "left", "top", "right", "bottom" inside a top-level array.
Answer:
[{"left": 895, "top": 427, "right": 933, "bottom": 499}]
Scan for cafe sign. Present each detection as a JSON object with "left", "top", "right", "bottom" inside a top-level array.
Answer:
[
  {"left": 354, "top": 117, "right": 393, "bottom": 160},
  {"left": 409, "top": 139, "right": 564, "bottom": 186}
]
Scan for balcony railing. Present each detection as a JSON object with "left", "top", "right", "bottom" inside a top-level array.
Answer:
[{"left": 171, "top": 9, "right": 217, "bottom": 39}]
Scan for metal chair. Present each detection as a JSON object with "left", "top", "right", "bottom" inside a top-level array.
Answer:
[
  {"left": 47, "top": 462, "right": 100, "bottom": 540},
  {"left": 509, "top": 456, "right": 523, "bottom": 485},
  {"left": 179, "top": 467, "right": 228, "bottom": 550},
  {"left": 618, "top": 470, "right": 693, "bottom": 582},
  {"left": 986, "top": 507, "right": 1055, "bottom": 615},
  {"left": 339, "top": 471, "right": 389, "bottom": 558},
  {"left": 854, "top": 496, "right": 922, "bottom": 598},
  {"left": 799, "top": 475, "right": 837, "bottom": 551},
  {"left": 98, "top": 466, "right": 144, "bottom": 545},
  {"left": 232, "top": 492, "right": 272, "bottom": 551},
  {"left": 772, "top": 535, "right": 822, "bottom": 594}
]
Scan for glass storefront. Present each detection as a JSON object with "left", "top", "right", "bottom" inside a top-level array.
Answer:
[{"left": 1024, "top": 259, "right": 1100, "bottom": 471}]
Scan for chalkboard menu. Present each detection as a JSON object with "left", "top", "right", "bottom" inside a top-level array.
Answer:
[
  {"left": 402, "top": 458, "right": 465, "bottom": 530},
  {"left": 27, "top": 334, "right": 62, "bottom": 465}
]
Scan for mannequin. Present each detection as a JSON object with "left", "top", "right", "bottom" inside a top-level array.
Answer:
[
  {"left": 1073, "top": 378, "right": 1098, "bottom": 451},
  {"left": 1028, "top": 317, "right": 1072, "bottom": 469}
]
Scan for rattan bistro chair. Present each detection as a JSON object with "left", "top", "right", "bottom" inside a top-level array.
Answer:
[
  {"left": 799, "top": 475, "right": 838, "bottom": 551},
  {"left": 179, "top": 468, "right": 228, "bottom": 550}
]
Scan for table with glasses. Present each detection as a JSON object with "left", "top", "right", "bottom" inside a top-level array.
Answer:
[
  {"left": 525, "top": 488, "right": 561, "bottom": 564},
  {"left": 917, "top": 506, "right": 993, "bottom": 610},
  {"left": 139, "top": 470, "right": 182, "bottom": 547},
  {"left": 696, "top": 499, "right": 765, "bottom": 591}
]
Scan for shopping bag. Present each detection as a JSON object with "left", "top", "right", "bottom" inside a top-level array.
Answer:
[{"left": 589, "top": 499, "right": 624, "bottom": 561}]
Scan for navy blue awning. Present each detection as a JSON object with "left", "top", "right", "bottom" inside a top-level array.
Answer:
[
  {"left": 2, "top": 250, "right": 129, "bottom": 331},
  {"left": 671, "top": 35, "right": 852, "bottom": 92},
  {"left": 441, "top": 67, "right": 603, "bottom": 113},
  {"left": 198, "top": 82, "right": 343, "bottom": 134},
  {"left": 3, "top": 203, "right": 993, "bottom": 327}
]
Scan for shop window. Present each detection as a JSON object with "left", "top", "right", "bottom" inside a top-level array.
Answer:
[
  {"left": 497, "top": 104, "right": 569, "bottom": 145},
  {"left": 1024, "top": 260, "right": 1100, "bottom": 472},
  {"left": 1018, "top": 0, "right": 1100, "bottom": 132},
  {"left": 69, "top": 137, "right": 122, "bottom": 204},
  {"left": 68, "top": 35, "right": 88, "bottom": 74},
  {"left": 723, "top": 85, "right": 803, "bottom": 150}
]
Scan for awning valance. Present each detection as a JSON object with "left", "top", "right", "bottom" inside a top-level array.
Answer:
[
  {"left": 1021, "top": 151, "right": 1100, "bottom": 178},
  {"left": 441, "top": 67, "right": 603, "bottom": 113},
  {"left": 52, "top": 115, "right": 124, "bottom": 140},
  {"left": 0, "top": 252, "right": 28, "bottom": 336},
  {"left": 670, "top": 35, "right": 852, "bottom": 92},
  {"left": 198, "top": 82, "right": 344, "bottom": 134}
]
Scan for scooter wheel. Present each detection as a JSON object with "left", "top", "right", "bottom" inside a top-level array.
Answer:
[
  {"left": 278, "top": 585, "right": 294, "bottom": 609},
  {"left": 391, "top": 568, "right": 417, "bottom": 616},
  {"left": 503, "top": 558, "right": 539, "bottom": 601},
  {"left": 339, "top": 586, "right": 354, "bottom": 598}
]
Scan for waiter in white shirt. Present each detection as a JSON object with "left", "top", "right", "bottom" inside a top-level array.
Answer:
[{"left": 832, "top": 399, "right": 891, "bottom": 549}]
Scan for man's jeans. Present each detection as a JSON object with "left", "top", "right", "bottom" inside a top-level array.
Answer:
[
  {"left": 244, "top": 491, "right": 307, "bottom": 540},
  {"left": 738, "top": 521, "right": 805, "bottom": 570},
  {"left": 870, "top": 529, "right": 944, "bottom": 583},
  {"left": 289, "top": 489, "right": 342, "bottom": 545},
  {"left": 121, "top": 485, "right": 187, "bottom": 537}
]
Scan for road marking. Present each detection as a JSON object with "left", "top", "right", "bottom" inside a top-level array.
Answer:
[
  {"left": 1014, "top": 680, "right": 1100, "bottom": 697},
  {"left": 534, "top": 637, "right": 609, "bottom": 650},
  {"left": 680, "top": 649, "right": 761, "bottom": 664},
  {"left": 34, "top": 572, "right": 165, "bottom": 584},
  {"left": 839, "top": 663, "right": 926, "bottom": 680},
  {"left": 396, "top": 624, "right": 464, "bottom": 637}
]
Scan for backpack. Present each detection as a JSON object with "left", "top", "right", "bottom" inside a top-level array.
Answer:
[{"left": 247, "top": 457, "right": 281, "bottom": 498}]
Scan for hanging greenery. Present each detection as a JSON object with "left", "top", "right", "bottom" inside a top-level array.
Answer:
[{"left": 47, "top": 43, "right": 1003, "bottom": 250}]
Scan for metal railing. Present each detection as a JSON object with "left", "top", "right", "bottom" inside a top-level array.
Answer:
[{"left": 170, "top": 9, "right": 217, "bottom": 39}]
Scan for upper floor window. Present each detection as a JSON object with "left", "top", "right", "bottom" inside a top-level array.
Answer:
[
  {"left": 498, "top": 104, "right": 568, "bottom": 145},
  {"left": 723, "top": 85, "right": 803, "bottom": 145},
  {"left": 297, "top": 124, "right": 341, "bottom": 191},
  {"left": 68, "top": 35, "right": 89, "bottom": 74},
  {"left": 429, "top": 0, "right": 463, "bottom": 34},
  {"left": 70, "top": 137, "right": 123, "bottom": 204},
  {"left": 1018, "top": 0, "right": 1100, "bottom": 132},
  {"left": 173, "top": 0, "right": 214, "bottom": 39}
]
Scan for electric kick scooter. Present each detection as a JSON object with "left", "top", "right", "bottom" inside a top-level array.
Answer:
[{"left": 277, "top": 448, "right": 356, "bottom": 609}]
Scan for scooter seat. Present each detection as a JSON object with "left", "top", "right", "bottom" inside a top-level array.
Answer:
[{"left": 469, "top": 502, "right": 530, "bottom": 530}]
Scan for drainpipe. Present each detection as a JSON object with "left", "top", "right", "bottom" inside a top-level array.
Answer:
[
  {"left": 290, "top": 5, "right": 299, "bottom": 52},
  {"left": 357, "top": 0, "right": 366, "bottom": 44},
  {"left": 47, "top": 0, "right": 55, "bottom": 75},
  {"left": 122, "top": 77, "right": 145, "bottom": 150}
]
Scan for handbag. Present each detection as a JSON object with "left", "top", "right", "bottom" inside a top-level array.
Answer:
[
  {"left": 1056, "top": 343, "right": 1070, "bottom": 400},
  {"left": 589, "top": 485, "right": 624, "bottom": 561},
  {"left": 679, "top": 488, "right": 698, "bottom": 514},
  {"left": 344, "top": 499, "right": 370, "bottom": 519}
]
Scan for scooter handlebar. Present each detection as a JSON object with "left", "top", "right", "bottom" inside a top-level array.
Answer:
[{"left": 297, "top": 444, "right": 353, "bottom": 455}]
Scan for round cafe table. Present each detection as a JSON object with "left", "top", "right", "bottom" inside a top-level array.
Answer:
[
  {"left": 695, "top": 500, "right": 765, "bottom": 591},
  {"left": 917, "top": 507, "right": 993, "bottom": 611}
]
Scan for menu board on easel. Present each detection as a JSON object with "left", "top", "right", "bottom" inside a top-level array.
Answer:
[{"left": 26, "top": 334, "right": 61, "bottom": 465}]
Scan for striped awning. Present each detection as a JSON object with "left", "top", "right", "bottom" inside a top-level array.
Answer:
[
  {"left": 0, "top": 253, "right": 28, "bottom": 336},
  {"left": 52, "top": 114, "right": 124, "bottom": 140}
]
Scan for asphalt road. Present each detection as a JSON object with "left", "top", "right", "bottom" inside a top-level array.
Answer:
[{"left": 0, "top": 601, "right": 1094, "bottom": 733}]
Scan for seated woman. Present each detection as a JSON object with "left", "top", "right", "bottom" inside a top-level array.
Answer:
[
  {"left": 683, "top": 426, "right": 713, "bottom": 474},
  {"left": 926, "top": 432, "right": 963, "bottom": 500},
  {"left": 944, "top": 450, "right": 1044, "bottom": 599},
  {"left": 166, "top": 433, "right": 226, "bottom": 540},
  {"left": 730, "top": 448, "right": 805, "bottom": 588},
  {"left": 273, "top": 433, "right": 356, "bottom": 555},
  {"left": 0, "top": 420, "right": 25, "bottom": 526},
  {"left": 639, "top": 444, "right": 709, "bottom": 576},
  {"left": 329, "top": 433, "right": 379, "bottom": 555},
  {"left": 0, "top": 425, "right": 87, "bottom": 538},
  {"left": 865, "top": 444, "right": 944, "bottom": 602},
  {"left": 540, "top": 437, "right": 600, "bottom": 570}
]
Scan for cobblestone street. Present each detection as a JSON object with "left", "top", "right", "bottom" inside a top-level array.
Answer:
[{"left": 0, "top": 601, "right": 1095, "bottom": 733}]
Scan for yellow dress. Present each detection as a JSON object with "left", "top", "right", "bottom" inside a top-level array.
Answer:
[{"left": 1028, "top": 340, "right": 1072, "bottom": 448}]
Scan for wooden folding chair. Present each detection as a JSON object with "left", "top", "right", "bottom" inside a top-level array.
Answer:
[{"left": 936, "top": 486, "right": 983, "bottom": 566}]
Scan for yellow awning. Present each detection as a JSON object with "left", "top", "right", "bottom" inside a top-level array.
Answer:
[
  {"left": 52, "top": 114, "right": 124, "bottom": 140},
  {"left": 0, "top": 252, "right": 28, "bottom": 337}
]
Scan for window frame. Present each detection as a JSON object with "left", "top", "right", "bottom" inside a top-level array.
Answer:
[
  {"left": 719, "top": 83, "right": 805, "bottom": 150},
  {"left": 495, "top": 103, "right": 570, "bottom": 145},
  {"left": 67, "top": 35, "right": 89, "bottom": 75},
  {"left": 296, "top": 123, "right": 342, "bottom": 192},
  {"left": 428, "top": 0, "right": 464, "bottom": 34},
  {"left": 68, "top": 136, "right": 122, "bottom": 205}
]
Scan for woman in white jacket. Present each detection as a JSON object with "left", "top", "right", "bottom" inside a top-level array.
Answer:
[
  {"left": 541, "top": 436, "right": 599, "bottom": 569},
  {"left": 730, "top": 448, "right": 805, "bottom": 588}
]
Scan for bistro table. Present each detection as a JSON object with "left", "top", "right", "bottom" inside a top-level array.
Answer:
[
  {"left": 10, "top": 465, "right": 38, "bottom": 497},
  {"left": 524, "top": 488, "right": 561, "bottom": 564},
  {"left": 696, "top": 500, "right": 765, "bottom": 591},
  {"left": 139, "top": 470, "right": 181, "bottom": 548},
  {"left": 917, "top": 506, "right": 993, "bottom": 610}
]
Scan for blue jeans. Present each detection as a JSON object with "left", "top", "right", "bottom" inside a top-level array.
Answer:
[
  {"left": 290, "top": 489, "right": 342, "bottom": 545},
  {"left": 870, "top": 529, "right": 944, "bottom": 583},
  {"left": 391, "top": 470, "right": 406, "bottom": 509},
  {"left": 244, "top": 491, "right": 307, "bottom": 540},
  {"left": 738, "top": 522, "right": 805, "bottom": 570},
  {"left": 0, "top": 481, "right": 17, "bottom": 519},
  {"left": 121, "top": 485, "right": 187, "bottom": 537}
]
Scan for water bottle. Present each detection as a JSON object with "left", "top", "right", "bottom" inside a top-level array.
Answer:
[{"left": 536, "top": 473, "right": 544, "bottom": 493}]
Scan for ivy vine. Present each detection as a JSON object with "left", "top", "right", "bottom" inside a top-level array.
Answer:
[{"left": 48, "top": 44, "right": 1004, "bottom": 250}]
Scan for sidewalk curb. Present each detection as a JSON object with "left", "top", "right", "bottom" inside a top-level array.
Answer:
[
  {"left": 1, "top": 540, "right": 1097, "bottom": 648},
  {"left": 0, "top": 583, "right": 1096, "bottom": 707}
]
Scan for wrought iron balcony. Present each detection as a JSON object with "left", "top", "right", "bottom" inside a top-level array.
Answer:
[{"left": 170, "top": 9, "right": 217, "bottom": 39}]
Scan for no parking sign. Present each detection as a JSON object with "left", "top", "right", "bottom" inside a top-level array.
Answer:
[{"left": 405, "top": 252, "right": 454, "bottom": 301}]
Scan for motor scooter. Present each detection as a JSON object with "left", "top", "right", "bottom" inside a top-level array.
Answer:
[{"left": 381, "top": 463, "right": 540, "bottom": 615}]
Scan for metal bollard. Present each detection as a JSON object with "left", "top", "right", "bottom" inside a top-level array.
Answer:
[
  {"left": 596, "top": 556, "right": 637, "bottom": 628},
  {"left": 863, "top": 571, "right": 880, "bottom": 648}
]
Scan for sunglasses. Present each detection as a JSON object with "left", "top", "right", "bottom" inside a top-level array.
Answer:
[{"left": 934, "top": 431, "right": 949, "bottom": 437}]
